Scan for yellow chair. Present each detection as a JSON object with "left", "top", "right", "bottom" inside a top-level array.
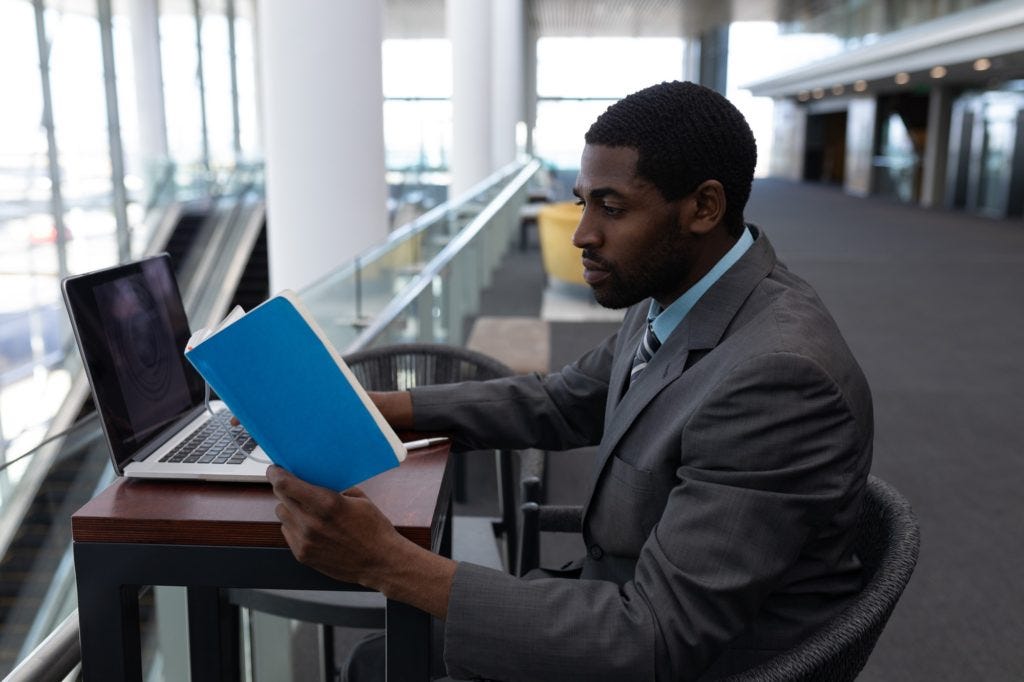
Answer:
[{"left": 537, "top": 201, "right": 585, "bottom": 286}]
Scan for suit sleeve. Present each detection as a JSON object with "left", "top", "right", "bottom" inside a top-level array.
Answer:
[
  {"left": 441, "top": 352, "right": 870, "bottom": 682},
  {"left": 408, "top": 327, "right": 619, "bottom": 451}
]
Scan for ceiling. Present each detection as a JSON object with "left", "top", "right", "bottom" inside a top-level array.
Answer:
[
  {"left": 385, "top": 0, "right": 783, "bottom": 39},
  {"left": 745, "top": 1, "right": 1024, "bottom": 98},
  {"left": 383, "top": 0, "right": 1024, "bottom": 99}
]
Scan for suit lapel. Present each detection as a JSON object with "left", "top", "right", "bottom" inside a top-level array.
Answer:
[{"left": 582, "top": 228, "right": 778, "bottom": 520}]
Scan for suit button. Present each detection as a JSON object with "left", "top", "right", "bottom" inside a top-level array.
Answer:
[{"left": 588, "top": 544, "right": 604, "bottom": 560}]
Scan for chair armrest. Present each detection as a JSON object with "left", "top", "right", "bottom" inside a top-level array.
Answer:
[
  {"left": 518, "top": 449, "right": 546, "bottom": 505},
  {"left": 537, "top": 505, "right": 582, "bottom": 533},
  {"left": 517, "top": 502, "right": 582, "bottom": 576}
]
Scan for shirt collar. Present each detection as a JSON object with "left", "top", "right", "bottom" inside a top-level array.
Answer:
[{"left": 647, "top": 226, "right": 754, "bottom": 343}]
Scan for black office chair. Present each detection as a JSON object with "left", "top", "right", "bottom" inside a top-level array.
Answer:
[
  {"left": 725, "top": 475, "right": 920, "bottom": 681},
  {"left": 228, "top": 343, "right": 520, "bottom": 680},
  {"left": 518, "top": 475, "right": 920, "bottom": 681}
]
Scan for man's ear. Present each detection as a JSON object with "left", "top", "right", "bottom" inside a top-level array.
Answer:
[{"left": 682, "top": 180, "right": 726, "bottom": 236}]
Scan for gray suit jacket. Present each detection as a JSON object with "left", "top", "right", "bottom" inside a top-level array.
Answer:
[{"left": 411, "top": 228, "right": 873, "bottom": 681}]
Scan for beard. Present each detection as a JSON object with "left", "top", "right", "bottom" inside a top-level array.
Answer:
[{"left": 585, "top": 230, "right": 692, "bottom": 310}]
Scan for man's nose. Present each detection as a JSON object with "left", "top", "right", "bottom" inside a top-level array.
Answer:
[{"left": 571, "top": 211, "right": 598, "bottom": 249}]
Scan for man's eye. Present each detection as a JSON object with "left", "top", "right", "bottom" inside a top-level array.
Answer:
[
  {"left": 574, "top": 199, "right": 585, "bottom": 207},
  {"left": 603, "top": 205, "right": 624, "bottom": 216}
]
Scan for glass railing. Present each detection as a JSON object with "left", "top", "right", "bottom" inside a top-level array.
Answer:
[
  {"left": 1, "top": 157, "right": 540, "bottom": 679},
  {"left": 132, "top": 159, "right": 267, "bottom": 260},
  {"left": 0, "top": 411, "right": 110, "bottom": 680},
  {"left": 0, "top": 160, "right": 269, "bottom": 679},
  {"left": 301, "top": 158, "right": 540, "bottom": 353}
]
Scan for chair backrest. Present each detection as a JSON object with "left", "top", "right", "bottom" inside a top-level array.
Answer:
[
  {"left": 344, "top": 342, "right": 513, "bottom": 390},
  {"left": 723, "top": 475, "right": 921, "bottom": 682},
  {"left": 343, "top": 343, "right": 519, "bottom": 570}
]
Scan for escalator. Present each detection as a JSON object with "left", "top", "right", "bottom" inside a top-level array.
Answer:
[
  {"left": 164, "top": 202, "right": 212, "bottom": 276},
  {"left": 0, "top": 185, "right": 269, "bottom": 677}
]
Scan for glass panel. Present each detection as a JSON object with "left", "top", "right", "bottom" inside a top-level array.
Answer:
[
  {"left": 299, "top": 163, "right": 536, "bottom": 354},
  {"left": 383, "top": 99, "right": 452, "bottom": 172},
  {"left": 300, "top": 262, "right": 362, "bottom": 351},
  {"left": 0, "top": 2, "right": 101, "bottom": 477},
  {"left": 536, "top": 38, "right": 683, "bottom": 99},
  {"left": 364, "top": 284, "right": 438, "bottom": 349},
  {"left": 383, "top": 39, "right": 453, "bottom": 214},
  {"left": 534, "top": 38, "right": 683, "bottom": 172},
  {"left": 110, "top": 6, "right": 147, "bottom": 251},
  {"left": 161, "top": 5, "right": 205, "bottom": 165},
  {"left": 233, "top": 2, "right": 260, "bottom": 160},
  {"left": 382, "top": 39, "right": 451, "bottom": 99},
  {"left": 977, "top": 97, "right": 1020, "bottom": 216},
  {"left": 200, "top": 0, "right": 235, "bottom": 166},
  {"left": 0, "top": 0, "right": 55, "bottom": 488},
  {"left": 879, "top": 113, "right": 919, "bottom": 203},
  {"left": 46, "top": 2, "right": 119, "bottom": 274},
  {"left": 0, "top": 414, "right": 111, "bottom": 673},
  {"left": 534, "top": 99, "right": 611, "bottom": 170}
]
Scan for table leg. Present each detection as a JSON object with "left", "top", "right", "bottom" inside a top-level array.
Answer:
[
  {"left": 73, "top": 544, "right": 142, "bottom": 682},
  {"left": 186, "top": 586, "right": 241, "bottom": 682},
  {"left": 440, "top": 496, "right": 453, "bottom": 558},
  {"left": 385, "top": 599, "right": 431, "bottom": 681}
]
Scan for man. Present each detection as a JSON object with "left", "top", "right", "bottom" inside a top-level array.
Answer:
[{"left": 269, "top": 81, "right": 873, "bottom": 681}]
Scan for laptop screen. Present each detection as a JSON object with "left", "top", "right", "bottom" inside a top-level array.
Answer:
[{"left": 63, "top": 254, "right": 206, "bottom": 470}]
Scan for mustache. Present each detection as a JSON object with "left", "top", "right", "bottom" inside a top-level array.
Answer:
[{"left": 581, "top": 249, "right": 613, "bottom": 269}]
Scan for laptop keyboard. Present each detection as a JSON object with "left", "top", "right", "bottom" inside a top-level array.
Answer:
[{"left": 159, "top": 411, "right": 258, "bottom": 465}]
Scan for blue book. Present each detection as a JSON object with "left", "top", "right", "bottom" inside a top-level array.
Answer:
[{"left": 184, "top": 291, "right": 405, "bottom": 491}]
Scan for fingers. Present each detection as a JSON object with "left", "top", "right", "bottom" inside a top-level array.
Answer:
[
  {"left": 267, "top": 464, "right": 321, "bottom": 497},
  {"left": 267, "top": 465, "right": 340, "bottom": 514},
  {"left": 343, "top": 486, "right": 368, "bottom": 499}
]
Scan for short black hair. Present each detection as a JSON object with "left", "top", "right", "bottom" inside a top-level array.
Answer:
[{"left": 585, "top": 81, "right": 756, "bottom": 236}]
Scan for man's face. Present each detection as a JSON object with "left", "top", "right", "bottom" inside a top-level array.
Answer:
[{"left": 571, "top": 144, "right": 694, "bottom": 309}]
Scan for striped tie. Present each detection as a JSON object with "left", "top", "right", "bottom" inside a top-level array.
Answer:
[{"left": 629, "top": 321, "right": 661, "bottom": 386}]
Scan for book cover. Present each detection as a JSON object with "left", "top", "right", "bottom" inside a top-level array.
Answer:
[{"left": 185, "top": 290, "right": 406, "bottom": 491}]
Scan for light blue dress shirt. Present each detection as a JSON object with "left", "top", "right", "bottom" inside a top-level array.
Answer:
[{"left": 647, "top": 226, "right": 754, "bottom": 344}]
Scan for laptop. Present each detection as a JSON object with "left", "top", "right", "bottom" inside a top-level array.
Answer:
[{"left": 62, "top": 253, "right": 270, "bottom": 482}]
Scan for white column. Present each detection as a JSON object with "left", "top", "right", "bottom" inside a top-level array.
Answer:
[
  {"left": 845, "top": 97, "right": 877, "bottom": 197},
  {"left": 921, "top": 86, "right": 952, "bottom": 208},
  {"left": 258, "top": 0, "right": 388, "bottom": 292},
  {"left": 128, "top": 0, "right": 168, "bottom": 191},
  {"left": 523, "top": 21, "right": 538, "bottom": 156},
  {"left": 682, "top": 36, "right": 701, "bottom": 83},
  {"left": 490, "top": 0, "right": 523, "bottom": 168},
  {"left": 448, "top": 0, "right": 493, "bottom": 198},
  {"left": 769, "top": 99, "right": 807, "bottom": 181}
]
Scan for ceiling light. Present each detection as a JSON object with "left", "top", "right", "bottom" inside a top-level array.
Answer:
[
  {"left": 832, "top": 84, "right": 845, "bottom": 95},
  {"left": 797, "top": 91, "right": 810, "bottom": 102},
  {"left": 974, "top": 58, "right": 991, "bottom": 71},
  {"left": 894, "top": 72, "right": 910, "bottom": 85},
  {"left": 930, "top": 66, "right": 947, "bottom": 79},
  {"left": 853, "top": 80, "right": 868, "bottom": 92},
  {"left": 812, "top": 88, "right": 825, "bottom": 99}
]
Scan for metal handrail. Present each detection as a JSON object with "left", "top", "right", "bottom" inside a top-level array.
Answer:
[
  {"left": 0, "top": 414, "right": 99, "bottom": 478},
  {"left": 345, "top": 158, "right": 541, "bottom": 353},
  {"left": 2, "top": 612, "right": 79, "bottom": 682},
  {"left": 297, "top": 160, "right": 525, "bottom": 297}
]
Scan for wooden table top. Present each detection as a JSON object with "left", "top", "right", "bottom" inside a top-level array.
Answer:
[{"left": 72, "top": 443, "right": 450, "bottom": 550}]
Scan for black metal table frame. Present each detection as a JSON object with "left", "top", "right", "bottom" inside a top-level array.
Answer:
[{"left": 74, "top": 508, "right": 452, "bottom": 682}]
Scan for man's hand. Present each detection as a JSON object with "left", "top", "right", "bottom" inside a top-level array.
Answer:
[{"left": 267, "top": 465, "right": 455, "bottom": 618}]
